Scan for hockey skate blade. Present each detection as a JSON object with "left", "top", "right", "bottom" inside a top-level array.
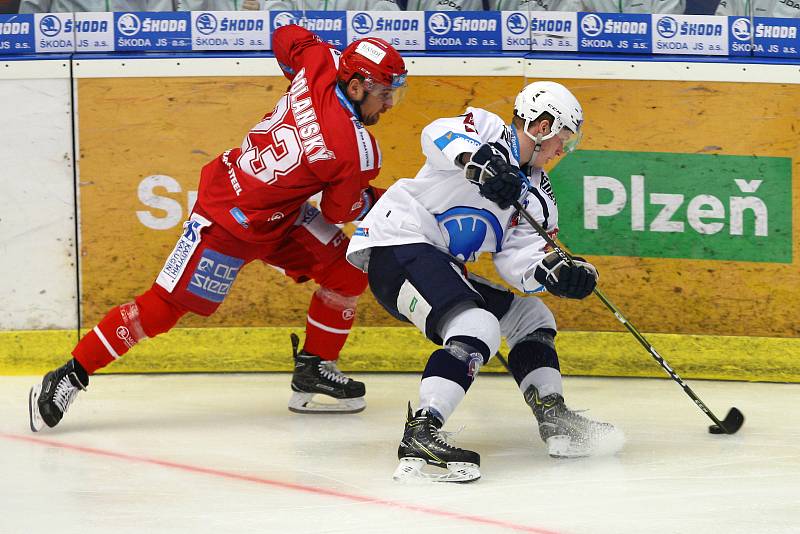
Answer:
[
  {"left": 288, "top": 392, "right": 366, "bottom": 414},
  {"left": 708, "top": 407, "right": 745, "bottom": 435},
  {"left": 546, "top": 428, "right": 626, "bottom": 459},
  {"left": 29, "top": 384, "right": 44, "bottom": 433},
  {"left": 392, "top": 457, "right": 481, "bottom": 484}
]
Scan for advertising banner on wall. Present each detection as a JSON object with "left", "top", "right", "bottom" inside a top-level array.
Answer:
[
  {"left": 346, "top": 11, "right": 424, "bottom": 50},
  {"left": 0, "top": 14, "right": 35, "bottom": 53},
  {"left": 577, "top": 12, "right": 651, "bottom": 53},
  {"left": 76, "top": 74, "right": 799, "bottom": 340},
  {"left": 727, "top": 16, "right": 800, "bottom": 58},
  {"left": 424, "top": 11, "right": 501, "bottom": 51},
  {"left": 501, "top": 11, "right": 577, "bottom": 52},
  {"left": 651, "top": 14, "right": 727, "bottom": 55},
  {"left": 113, "top": 11, "right": 191, "bottom": 51},
  {"left": 552, "top": 151, "right": 792, "bottom": 262},
  {"left": 270, "top": 10, "right": 346, "bottom": 49},
  {"left": 191, "top": 11, "right": 269, "bottom": 51},
  {"left": 8, "top": 11, "right": 800, "bottom": 58}
]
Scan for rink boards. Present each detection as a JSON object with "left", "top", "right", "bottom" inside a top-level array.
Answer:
[{"left": 1, "top": 55, "right": 799, "bottom": 380}]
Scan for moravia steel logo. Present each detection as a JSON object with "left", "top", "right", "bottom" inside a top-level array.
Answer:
[
  {"left": 551, "top": 151, "right": 792, "bottom": 263},
  {"left": 506, "top": 12, "right": 527, "bottom": 35}
]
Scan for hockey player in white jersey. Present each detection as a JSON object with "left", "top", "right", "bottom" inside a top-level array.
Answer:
[{"left": 347, "top": 81, "right": 623, "bottom": 482}]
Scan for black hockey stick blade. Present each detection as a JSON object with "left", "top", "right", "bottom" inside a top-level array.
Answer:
[{"left": 708, "top": 407, "right": 745, "bottom": 434}]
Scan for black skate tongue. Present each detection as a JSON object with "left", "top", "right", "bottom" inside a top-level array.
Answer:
[{"left": 290, "top": 333, "right": 300, "bottom": 359}]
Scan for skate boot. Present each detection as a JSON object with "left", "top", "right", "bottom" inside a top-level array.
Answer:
[
  {"left": 393, "top": 403, "right": 481, "bottom": 483},
  {"left": 524, "top": 385, "right": 623, "bottom": 458},
  {"left": 29, "top": 359, "right": 89, "bottom": 432},
  {"left": 287, "top": 333, "right": 366, "bottom": 414}
]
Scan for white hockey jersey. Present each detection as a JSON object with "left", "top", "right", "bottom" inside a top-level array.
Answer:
[{"left": 346, "top": 107, "right": 560, "bottom": 295}]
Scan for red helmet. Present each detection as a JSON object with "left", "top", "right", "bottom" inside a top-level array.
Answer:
[{"left": 338, "top": 37, "right": 407, "bottom": 90}]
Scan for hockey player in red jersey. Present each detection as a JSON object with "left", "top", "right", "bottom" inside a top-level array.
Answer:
[{"left": 28, "top": 25, "right": 408, "bottom": 431}]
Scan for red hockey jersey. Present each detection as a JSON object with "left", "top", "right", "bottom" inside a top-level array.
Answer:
[{"left": 196, "top": 24, "right": 382, "bottom": 246}]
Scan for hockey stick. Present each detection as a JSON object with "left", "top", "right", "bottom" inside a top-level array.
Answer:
[{"left": 511, "top": 200, "right": 744, "bottom": 435}]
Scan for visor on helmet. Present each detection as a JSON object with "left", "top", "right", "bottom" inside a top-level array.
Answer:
[
  {"left": 558, "top": 126, "right": 582, "bottom": 153},
  {"left": 362, "top": 72, "right": 408, "bottom": 107}
]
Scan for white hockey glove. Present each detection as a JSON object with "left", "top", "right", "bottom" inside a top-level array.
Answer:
[
  {"left": 464, "top": 143, "right": 524, "bottom": 210},
  {"left": 523, "top": 252, "right": 598, "bottom": 299}
]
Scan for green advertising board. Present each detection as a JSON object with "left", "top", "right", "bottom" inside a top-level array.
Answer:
[{"left": 551, "top": 151, "right": 793, "bottom": 263}]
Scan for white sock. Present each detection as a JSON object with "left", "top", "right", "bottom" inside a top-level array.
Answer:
[
  {"left": 419, "top": 376, "right": 466, "bottom": 424},
  {"left": 519, "top": 367, "right": 563, "bottom": 398}
]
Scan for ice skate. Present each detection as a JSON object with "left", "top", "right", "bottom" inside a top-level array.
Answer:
[
  {"left": 393, "top": 403, "right": 481, "bottom": 483},
  {"left": 29, "top": 359, "right": 88, "bottom": 432},
  {"left": 524, "top": 385, "right": 623, "bottom": 458},
  {"left": 287, "top": 333, "right": 366, "bottom": 414}
]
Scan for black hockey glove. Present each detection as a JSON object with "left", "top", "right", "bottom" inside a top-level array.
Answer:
[
  {"left": 534, "top": 252, "right": 598, "bottom": 300},
  {"left": 464, "top": 143, "right": 524, "bottom": 210}
]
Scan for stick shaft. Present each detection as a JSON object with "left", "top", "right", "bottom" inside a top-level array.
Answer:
[{"left": 511, "top": 201, "right": 727, "bottom": 429}]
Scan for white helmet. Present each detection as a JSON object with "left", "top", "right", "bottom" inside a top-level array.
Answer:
[{"left": 514, "top": 81, "right": 583, "bottom": 153}]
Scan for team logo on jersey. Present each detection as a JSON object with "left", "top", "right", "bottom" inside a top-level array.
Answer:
[{"left": 436, "top": 207, "right": 504, "bottom": 262}]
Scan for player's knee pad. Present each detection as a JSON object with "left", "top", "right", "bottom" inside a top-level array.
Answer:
[
  {"left": 439, "top": 306, "right": 501, "bottom": 357},
  {"left": 318, "top": 255, "right": 368, "bottom": 296},
  {"left": 314, "top": 286, "right": 359, "bottom": 310},
  {"left": 422, "top": 335, "right": 491, "bottom": 392},
  {"left": 499, "top": 295, "right": 556, "bottom": 348},
  {"left": 136, "top": 287, "right": 188, "bottom": 338},
  {"left": 507, "top": 328, "right": 559, "bottom": 386}
]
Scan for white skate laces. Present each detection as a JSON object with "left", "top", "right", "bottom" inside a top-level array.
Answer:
[
  {"left": 53, "top": 373, "right": 84, "bottom": 414},
  {"left": 319, "top": 360, "right": 349, "bottom": 384}
]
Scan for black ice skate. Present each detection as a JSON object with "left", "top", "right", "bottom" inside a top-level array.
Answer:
[
  {"left": 29, "top": 359, "right": 89, "bottom": 432},
  {"left": 393, "top": 402, "right": 481, "bottom": 483},
  {"left": 287, "top": 333, "right": 366, "bottom": 414},
  {"left": 524, "top": 385, "right": 622, "bottom": 458}
]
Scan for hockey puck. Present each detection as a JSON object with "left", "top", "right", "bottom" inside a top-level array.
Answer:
[{"left": 708, "top": 424, "right": 725, "bottom": 434}]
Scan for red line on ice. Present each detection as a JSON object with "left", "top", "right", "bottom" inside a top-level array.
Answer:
[{"left": 1, "top": 432, "right": 560, "bottom": 534}]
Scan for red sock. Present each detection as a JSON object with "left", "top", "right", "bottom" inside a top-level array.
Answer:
[
  {"left": 303, "top": 288, "right": 358, "bottom": 361},
  {"left": 72, "top": 302, "right": 147, "bottom": 374},
  {"left": 72, "top": 287, "right": 187, "bottom": 374}
]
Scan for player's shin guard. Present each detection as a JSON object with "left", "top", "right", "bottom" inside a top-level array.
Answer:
[
  {"left": 302, "top": 287, "right": 359, "bottom": 360},
  {"left": 71, "top": 288, "right": 186, "bottom": 374},
  {"left": 393, "top": 338, "right": 488, "bottom": 482}
]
